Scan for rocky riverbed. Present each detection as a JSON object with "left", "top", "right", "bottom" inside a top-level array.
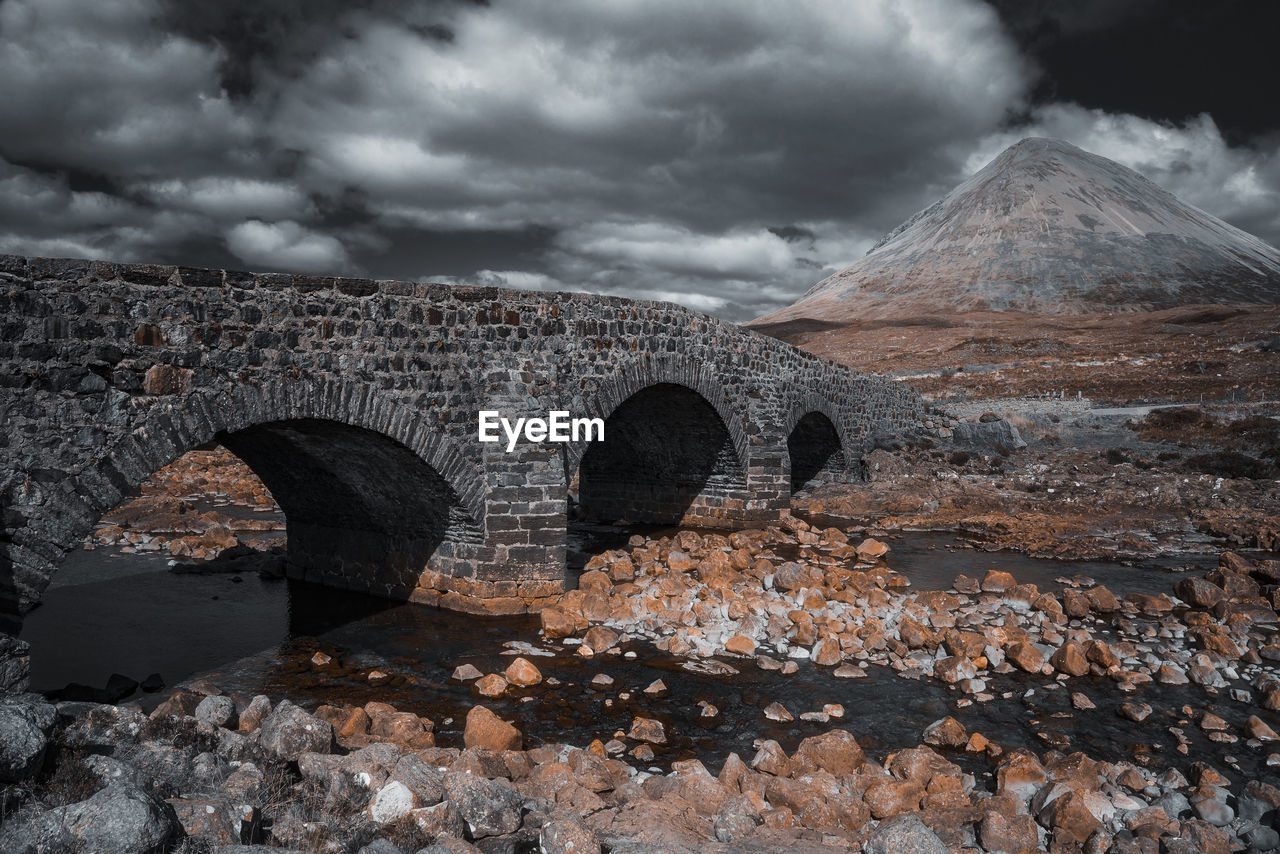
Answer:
[
  {"left": 798, "top": 404, "right": 1280, "bottom": 560},
  {"left": 5, "top": 512, "right": 1280, "bottom": 852}
]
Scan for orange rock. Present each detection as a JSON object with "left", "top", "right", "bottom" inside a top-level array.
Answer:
[
  {"left": 811, "top": 638, "right": 843, "bottom": 666},
  {"left": 583, "top": 625, "right": 621, "bottom": 654},
  {"left": 464, "top": 705, "right": 522, "bottom": 751},
  {"left": 628, "top": 716, "right": 667, "bottom": 744},
  {"left": 1037, "top": 790, "right": 1101, "bottom": 843},
  {"left": 1050, "top": 641, "right": 1090, "bottom": 677},
  {"left": 540, "top": 606, "right": 578, "bottom": 639},
  {"left": 474, "top": 674, "right": 509, "bottom": 697},
  {"left": 504, "top": 657, "right": 543, "bottom": 687},
  {"left": 1006, "top": 642, "right": 1044, "bottom": 673},
  {"left": 724, "top": 634, "right": 757, "bottom": 656},
  {"left": 922, "top": 716, "right": 967, "bottom": 748},
  {"left": 862, "top": 779, "right": 922, "bottom": 819},
  {"left": 793, "top": 729, "right": 865, "bottom": 775},
  {"left": 337, "top": 708, "right": 371, "bottom": 739},
  {"left": 855, "top": 538, "right": 889, "bottom": 560},
  {"left": 981, "top": 569, "right": 1016, "bottom": 592},
  {"left": 578, "top": 570, "right": 612, "bottom": 593}
]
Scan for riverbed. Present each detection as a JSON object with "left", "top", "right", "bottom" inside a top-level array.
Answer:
[{"left": 22, "top": 526, "right": 1274, "bottom": 786}]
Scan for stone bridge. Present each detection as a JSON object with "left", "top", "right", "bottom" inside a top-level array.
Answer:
[{"left": 0, "top": 255, "right": 923, "bottom": 634}]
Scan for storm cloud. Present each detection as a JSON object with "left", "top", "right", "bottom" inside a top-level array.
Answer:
[{"left": 1, "top": 0, "right": 1277, "bottom": 320}]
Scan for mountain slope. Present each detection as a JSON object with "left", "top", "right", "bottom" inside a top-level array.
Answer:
[{"left": 752, "top": 138, "right": 1280, "bottom": 324}]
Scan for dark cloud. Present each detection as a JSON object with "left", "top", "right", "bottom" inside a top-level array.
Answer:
[
  {"left": 987, "top": 0, "right": 1280, "bottom": 144},
  {"left": 0, "top": 0, "right": 1277, "bottom": 321}
]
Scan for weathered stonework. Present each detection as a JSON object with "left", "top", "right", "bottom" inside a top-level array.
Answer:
[{"left": 0, "top": 255, "right": 924, "bottom": 632}]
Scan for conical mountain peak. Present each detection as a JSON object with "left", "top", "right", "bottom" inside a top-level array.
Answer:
[{"left": 755, "top": 138, "right": 1280, "bottom": 324}]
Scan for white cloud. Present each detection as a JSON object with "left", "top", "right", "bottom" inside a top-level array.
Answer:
[
  {"left": 225, "top": 220, "right": 350, "bottom": 273},
  {"left": 137, "top": 178, "right": 315, "bottom": 221}
]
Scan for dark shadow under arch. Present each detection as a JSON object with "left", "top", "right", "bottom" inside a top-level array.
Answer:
[
  {"left": 219, "top": 418, "right": 481, "bottom": 598},
  {"left": 575, "top": 383, "right": 746, "bottom": 525},
  {"left": 788, "top": 411, "right": 845, "bottom": 493}
]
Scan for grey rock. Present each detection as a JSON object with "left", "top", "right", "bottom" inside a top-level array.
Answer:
[
  {"left": 443, "top": 771, "right": 524, "bottom": 838},
  {"left": 195, "top": 694, "right": 238, "bottom": 728},
  {"left": 55, "top": 783, "right": 177, "bottom": 853},
  {"left": 392, "top": 753, "right": 446, "bottom": 805},
  {"left": 61, "top": 702, "right": 148, "bottom": 750},
  {"left": 540, "top": 819, "right": 600, "bottom": 854},
  {"left": 952, "top": 419, "right": 1026, "bottom": 454},
  {"left": 863, "top": 813, "right": 951, "bottom": 854},
  {"left": 0, "top": 694, "right": 55, "bottom": 781},
  {"left": 358, "top": 841, "right": 405, "bottom": 854},
  {"left": 0, "top": 633, "right": 31, "bottom": 693},
  {"left": 1242, "top": 822, "right": 1280, "bottom": 851},
  {"left": 259, "top": 700, "right": 333, "bottom": 760}
]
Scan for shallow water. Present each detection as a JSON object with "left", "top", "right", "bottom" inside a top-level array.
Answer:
[{"left": 17, "top": 528, "right": 1274, "bottom": 786}]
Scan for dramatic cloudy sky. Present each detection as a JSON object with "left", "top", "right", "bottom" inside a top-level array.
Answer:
[{"left": 1, "top": 0, "right": 1277, "bottom": 320}]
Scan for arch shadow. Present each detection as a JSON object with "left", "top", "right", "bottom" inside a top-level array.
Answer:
[
  {"left": 787, "top": 411, "right": 846, "bottom": 493},
  {"left": 573, "top": 382, "right": 747, "bottom": 526}
]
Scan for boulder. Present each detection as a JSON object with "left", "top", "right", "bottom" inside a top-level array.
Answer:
[
  {"left": 863, "top": 779, "right": 923, "bottom": 819},
  {"left": 474, "top": 673, "right": 509, "bottom": 697},
  {"left": 369, "top": 780, "right": 417, "bottom": 824},
  {"left": 442, "top": 772, "right": 524, "bottom": 838},
  {"left": 56, "top": 783, "right": 177, "bottom": 853},
  {"left": 583, "top": 625, "right": 621, "bottom": 654},
  {"left": 1050, "top": 641, "right": 1090, "bottom": 677},
  {"left": 856, "top": 538, "right": 890, "bottom": 560},
  {"left": 952, "top": 419, "right": 1026, "bottom": 454},
  {"left": 1005, "top": 642, "right": 1044, "bottom": 673},
  {"left": 165, "top": 796, "right": 242, "bottom": 844},
  {"left": 540, "top": 605, "right": 579, "bottom": 639},
  {"left": 1175, "top": 577, "right": 1227, "bottom": 608},
  {"left": 464, "top": 705, "right": 522, "bottom": 752},
  {"left": 979, "top": 810, "right": 1041, "bottom": 854},
  {"left": 933, "top": 655, "right": 977, "bottom": 683},
  {"left": 381, "top": 756, "right": 441, "bottom": 810},
  {"left": 0, "top": 694, "right": 55, "bottom": 782},
  {"left": 238, "top": 695, "right": 271, "bottom": 731},
  {"left": 863, "top": 812, "right": 950, "bottom": 854},
  {"left": 259, "top": 700, "right": 334, "bottom": 760},
  {"left": 628, "top": 717, "right": 667, "bottom": 744},
  {"left": 793, "top": 729, "right": 866, "bottom": 775},
  {"left": 194, "top": 694, "right": 237, "bottom": 729},
  {"left": 981, "top": 570, "right": 1017, "bottom": 593},
  {"left": 452, "top": 663, "right": 483, "bottom": 681},
  {"left": 922, "top": 716, "right": 967, "bottom": 749},
  {"left": 503, "top": 657, "right": 542, "bottom": 687},
  {"left": 540, "top": 819, "right": 601, "bottom": 854},
  {"left": 1037, "top": 790, "right": 1101, "bottom": 843}
]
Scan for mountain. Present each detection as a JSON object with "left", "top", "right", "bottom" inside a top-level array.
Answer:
[{"left": 752, "top": 138, "right": 1280, "bottom": 326}]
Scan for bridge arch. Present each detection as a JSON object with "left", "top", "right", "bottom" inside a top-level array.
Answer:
[
  {"left": 572, "top": 381, "right": 748, "bottom": 526},
  {"left": 11, "top": 377, "right": 484, "bottom": 620},
  {"left": 782, "top": 397, "right": 856, "bottom": 493},
  {"left": 563, "top": 355, "right": 751, "bottom": 478}
]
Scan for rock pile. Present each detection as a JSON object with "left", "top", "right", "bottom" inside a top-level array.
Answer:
[
  {"left": 4, "top": 680, "right": 1278, "bottom": 853},
  {"left": 540, "top": 518, "right": 1280, "bottom": 729}
]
